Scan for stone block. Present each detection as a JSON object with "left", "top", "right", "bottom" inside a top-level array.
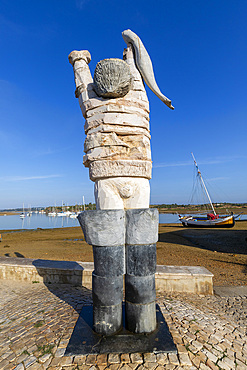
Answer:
[
  {"left": 125, "top": 208, "right": 159, "bottom": 245},
  {"left": 125, "top": 300, "right": 156, "bottom": 333},
  {"left": 93, "top": 245, "right": 125, "bottom": 276},
  {"left": 89, "top": 159, "right": 152, "bottom": 181},
  {"left": 85, "top": 103, "right": 149, "bottom": 120},
  {"left": 93, "top": 302, "right": 122, "bottom": 335},
  {"left": 85, "top": 112, "right": 149, "bottom": 131},
  {"left": 126, "top": 244, "right": 156, "bottom": 276},
  {"left": 77, "top": 210, "right": 125, "bottom": 246},
  {"left": 92, "top": 273, "right": 123, "bottom": 306},
  {"left": 125, "top": 274, "right": 156, "bottom": 304},
  {"left": 87, "top": 123, "right": 151, "bottom": 139}
]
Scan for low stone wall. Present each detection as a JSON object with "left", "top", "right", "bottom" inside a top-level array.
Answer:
[{"left": 0, "top": 257, "right": 214, "bottom": 295}]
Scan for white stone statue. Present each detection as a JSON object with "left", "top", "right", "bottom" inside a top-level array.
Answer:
[{"left": 69, "top": 30, "right": 174, "bottom": 210}]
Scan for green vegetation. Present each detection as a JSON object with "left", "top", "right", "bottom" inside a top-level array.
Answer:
[
  {"left": 33, "top": 320, "right": 44, "bottom": 328},
  {"left": 37, "top": 344, "right": 55, "bottom": 356},
  {"left": 151, "top": 202, "right": 247, "bottom": 214}
]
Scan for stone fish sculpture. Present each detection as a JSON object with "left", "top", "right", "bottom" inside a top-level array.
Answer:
[
  {"left": 122, "top": 29, "right": 174, "bottom": 110},
  {"left": 69, "top": 29, "right": 174, "bottom": 210}
]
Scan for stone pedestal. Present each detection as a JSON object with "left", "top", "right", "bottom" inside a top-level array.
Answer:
[{"left": 77, "top": 208, "right": 158, "bottom": 336}]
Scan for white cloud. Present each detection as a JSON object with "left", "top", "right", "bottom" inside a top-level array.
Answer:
[
  {"left": 206, "top": 177, "right": 230, "bottom": 182},
  {"left": 75, "top": 0, "right": 88, "bottom": 10},
  {"left": 0, "top": 175, "right": 63, "bottom": 182},
  {"left": 153, "top": 155, "right": 245, "bottom": 169}
]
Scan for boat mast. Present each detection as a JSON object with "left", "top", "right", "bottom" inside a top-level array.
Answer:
[{"left": 191, "top": 153, "right": 216, "bottom": 215}]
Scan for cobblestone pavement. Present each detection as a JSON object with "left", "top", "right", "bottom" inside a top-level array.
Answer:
[{"left": 0, "top": 280, "right": 246, "bottom": 370}]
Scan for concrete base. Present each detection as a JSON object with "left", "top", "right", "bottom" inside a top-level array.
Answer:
[
  {"left": 65, "top": 304, "right": 177, "bottom": 355},
  {"left": 0, "top": 257, "right": 214, "bottom": 295}
]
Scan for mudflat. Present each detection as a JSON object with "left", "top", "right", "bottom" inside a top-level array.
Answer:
[{"left": 0, "top": 221, "right": 246, "bottom": 286}]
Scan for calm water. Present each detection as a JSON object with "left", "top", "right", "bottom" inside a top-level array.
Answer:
[
  {"left": 0, "top": 212, "right": 180, "bottom": 230},
  {"left": 0, "top": 213, "right": 79, "bottom": 230},
  {"left": 0, "top": 212, "right": 246, "bottom": 231}
]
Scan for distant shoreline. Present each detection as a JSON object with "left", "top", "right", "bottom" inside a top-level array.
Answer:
[
  {"left": 1, "top": 209, "right": 247, "bottom": 216},
  {"left": 0, "top": 212, "right": 19, "bottom": 216}
]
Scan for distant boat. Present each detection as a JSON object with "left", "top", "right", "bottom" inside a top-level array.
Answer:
[
  {"left": 178, "top": 153, "right": 235, "bottom": 228},
  {"left": 57, "top": 212, "right": 67, "bottom": 217},
  {"left": 20, "top": 203, "right": 26, "bottom": 218},
  {"left": 48, "top": 211, "right": 57, "bottom": 217}
]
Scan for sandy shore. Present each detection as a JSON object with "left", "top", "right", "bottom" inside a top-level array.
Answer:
[
  {"left": 0, "top": 212, "right": 19, "bottom": 216},
  {"left": 0, "top": 221, "right": 246, "bottom": 286}
]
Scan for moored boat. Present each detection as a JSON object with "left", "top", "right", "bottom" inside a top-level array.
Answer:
[
  {"left": 179, "top": 153, "right": 235, "bottom": 228},
  {"left": 179, "top": 213, "right": 235, "bottom": 228}
]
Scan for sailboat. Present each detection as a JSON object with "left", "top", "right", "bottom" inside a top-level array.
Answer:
[
  {"left": 20, "top": 203, "right": 26, "bottom": 218},
  {"left": 178, "top": 153, "right": 235, "bottom": 228}
]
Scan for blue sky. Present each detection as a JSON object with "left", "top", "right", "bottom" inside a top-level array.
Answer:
[{"left": 0, "top": 0, "right": 246, "bottom": 209}]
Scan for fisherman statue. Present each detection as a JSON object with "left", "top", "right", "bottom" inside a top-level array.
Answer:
[{"left": 69, "top": 29, "right": 174, "bottom": 336}]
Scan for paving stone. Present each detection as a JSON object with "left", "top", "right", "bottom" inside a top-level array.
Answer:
[
  {"left": 199, "top": 364, "right": 211, "bottom": 369},
  {"left": 221, "top": 356, "right": 237, "bottom": 369},
  {"left": 85, "top": 355, "right": 97, "bottom": 365},
  {"left": 191, "top": 340, "right": 203, "bottom": 351},
  {"left": 156, "top": 353, "right": 169, "bottom": 365},
  {"left": 42, "top": 356, "right": 53, "bottom": 369},
  {"left": 50, "top": 357, "right": 62, "bottom": 366},
  {"left": 201, "top": 348, "right": 218, "bottom": 363},
  {"left": 96, "top": 354, "right": 108, "bottom": 365},
  {"left": 108, "top": 354, "right": 120, "bottom": 364},
  {"left": 235, "top": 359, "right": 247, "bottom": 369},
  {"left": 191, "top": 356, "right": 201, "bottom": 368},
  {"left": 143, "top": 353, "right": 156, "bottom": 363},
  {"left": 130, "top": 353, "right": 143, "bottom": 364},
  {"left": 205, "top": 358, "right": 219, "bottom": 370},
  {"left": 26, "top": 363, "right": 43, "bottom": 370},
  {"left": 127, "top": 364, "right": 139, "bottom": 369},
  {"left": 23, "top": 356, "right": 37, "bottom": 368},
  {"left": 13, "top": 363, "right": 25, "bottom": 370},
  {"left": 216, "top": 360, "right": 232, "bottom": 370},
  {"left": 120, "top": 365, "right": 132, "bottom": 370},
  {"left": 59, "top": 356, "right": 74, "bottom": 366},
  {"left": 78, "top": 366, "right": 91, "bottom": 370},
  {"left": 55, "top": 348, "right": 66, "bottom": 357},
  {"left": 143, "top": 362, "right": 157, "bottom": 369},
  {"left": 158, "top": 365, "right": 176, "bottom": 369},
  {"left": 107, "top": 365, "right": 121, "bottom": 370},
  {"left": 120, "top": 354, "right": 130, "bottom": 363},
  {"left": 167, "top": 353, "right": 179, "bottom": 365},
  {"left": 97, "top": 366, "right": 107, "bottom": 370},
  {"left": 178, "top": 353, "right": 192, "bottom": 366}
]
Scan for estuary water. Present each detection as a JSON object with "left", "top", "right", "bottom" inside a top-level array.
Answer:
[
  {"left": 1, "top": 213, "right": 246, "bottom": 231},
  {"left": 0, "top": 212, "right": 180, "bottom": 231}
]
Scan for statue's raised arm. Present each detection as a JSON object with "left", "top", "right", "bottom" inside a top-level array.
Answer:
[{"left": 122, "top": 29, "right": 174, "bottom": 110}]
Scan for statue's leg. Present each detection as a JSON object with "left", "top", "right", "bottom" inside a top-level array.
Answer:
[
  {"left": 122, "top": 178, "right": 150, "bottom": 210},
  {"left": 77, "top": 210, "right": 125, "bottom": 336},
  {"left": 94, "top": 179, "right": 124, "bottom": 210},
  {"left": 93, "top": 244, "right": 125, "bottom": 335},
  {"left": 125, "top": 209, "right": 158, "bottom": 333}
]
